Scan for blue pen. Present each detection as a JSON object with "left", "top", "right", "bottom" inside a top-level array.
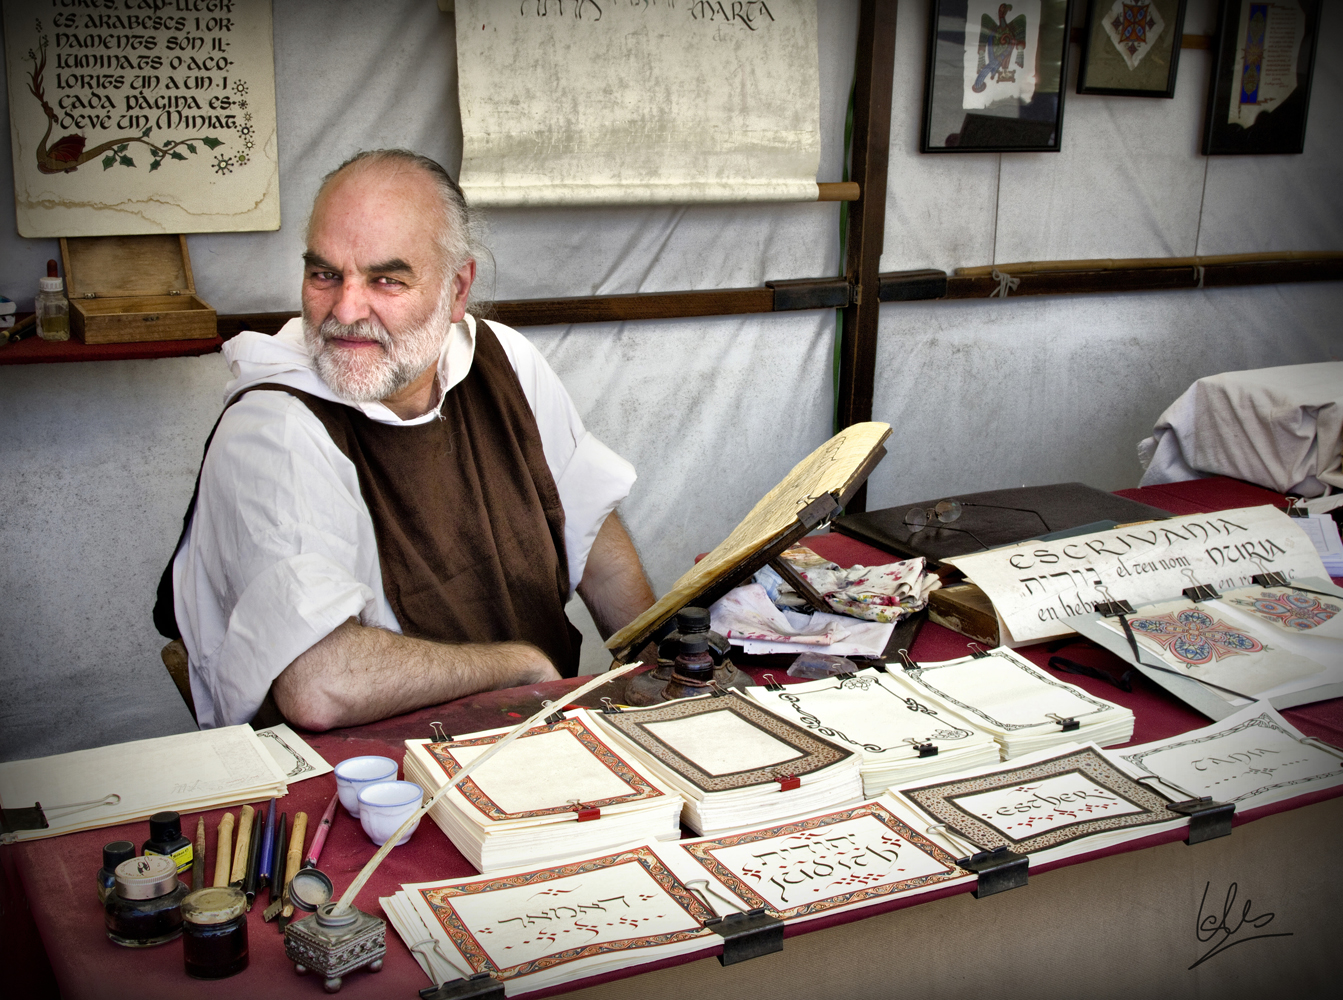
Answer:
[{"left": 257, "top": 797, "right": 278, "bottom": 890}]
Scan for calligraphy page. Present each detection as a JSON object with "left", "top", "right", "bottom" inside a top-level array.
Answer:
[
  {"left": 1114, "top": 704, "right": 1343, "bottom": 808},
  {"left": 455, "top": 0, "right": 819, "bottom": 207},
  {"left": 1093, "top": 598, "right": 1325, "bottom": 698},
  {"left": 747, "top": 670, "right": 996, "bottom": 762},
  {"left": 893, "top": 744, "right": 1184, "bottom": 860},
  {"left": 890, "top": 650, "right": 1119, "bottom": 731},
  {"left": 669, "top": 800, "right": 970, "bottom": 922},
  {"left": 1217, "top": 584, "right": 1343, "bottom": 644},
  {"left": 404, "top": 845, "right": 715, "bottom": 994},
  {"left": 1226, "top": 0, "right": 1306, "bottom": 128},
  {"left": 642, "top": 713, "right": 805, "bottom": 775},
  {"left": 410, "top": 713, "right": 674, "bottom": 828},
  {"left": 3, "top": 0, "right": 279, "bottom": 236},
  {"left": 945, "top": 506, "right": 1329, "bottom": 643},
  {"left": 253, "top": 724, "right": 332, "bottom": 783}
]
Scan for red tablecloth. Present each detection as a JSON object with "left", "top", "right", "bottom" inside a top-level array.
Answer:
[{"left": 8, "top": 477, "right": 1342, "bottom": 1000}]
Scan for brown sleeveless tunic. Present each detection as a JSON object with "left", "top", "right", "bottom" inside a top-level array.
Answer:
[{"left": 157, "top": 321, "right": 580, "bottom": 679}]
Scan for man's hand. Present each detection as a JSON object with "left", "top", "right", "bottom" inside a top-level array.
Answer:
[
  {"left": 273, "top": 619, "right": 561, "bottom": 731},
  {"left": 577, "top": 511, "right": 656, "bottom": 639}
]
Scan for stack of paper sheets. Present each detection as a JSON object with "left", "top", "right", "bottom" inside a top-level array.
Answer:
[
  {"left": 1111, "top": 702, "right": 1343, "bottom": 810},
  {"left": 590, "top": 692, "right": 864, "bottom": 835},
  {"left": 0, "top": 725, "right": 289, "bottom": 842},
  {"left": 383, "top": 843, "right": 719, "bottom": 996},
  {"left": 888, "top": 743, "right": 1187, "bottom": 865},
  {"left": 383, "top": 802, "right": 974, "bottom": 994},
  {"left": 893, "top": 648, "right": 1134, "bottom": 757},
  {"left": 403, "top": 710, "right": 683, "bottom": 872},
  {"left": 745, "top": 669, "right": 1001, "bottom": 796}
]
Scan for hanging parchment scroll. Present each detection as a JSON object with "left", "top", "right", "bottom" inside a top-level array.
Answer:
[
  {"left": 3, "top": 0, "right": 279, "bottom": 237},
  {"left": 454, "top": 0, "right": 821, "bottom": 207}
]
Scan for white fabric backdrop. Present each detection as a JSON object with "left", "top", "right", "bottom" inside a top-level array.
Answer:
[{"left": 0, "top": 0, "right": 1339, "bottom": 760}]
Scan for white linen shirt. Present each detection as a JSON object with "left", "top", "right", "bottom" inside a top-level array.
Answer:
[{"left": 174, "top": 315, "right": 635, "bottom": 728}]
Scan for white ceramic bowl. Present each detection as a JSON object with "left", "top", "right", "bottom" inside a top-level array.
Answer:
[
  {"left": 357, "top": 780, "right": 424, "bottom": 846},
  {"left": 334, "top": 756, "right": 398, "bottom": 817}
]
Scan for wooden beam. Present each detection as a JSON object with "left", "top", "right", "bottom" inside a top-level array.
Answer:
[{"left": 835, "top": 0, "right": 899, "bottom": 514}]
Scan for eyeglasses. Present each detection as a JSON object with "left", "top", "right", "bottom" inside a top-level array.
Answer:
[{"left": 902, "top": 498, "right": 1054, "bottom": 551}]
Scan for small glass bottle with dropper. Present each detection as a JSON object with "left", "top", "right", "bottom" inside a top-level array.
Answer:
[{"left": 36, "top": 259, "right": 70, "bottom": 341}]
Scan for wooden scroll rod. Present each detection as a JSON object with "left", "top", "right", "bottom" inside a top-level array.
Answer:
[
  {"left": 818, "top": 182, "right": 860, "bottom": 202},
  {"left": 955, "top": 251, "right": 1342, "bottom": 277}
]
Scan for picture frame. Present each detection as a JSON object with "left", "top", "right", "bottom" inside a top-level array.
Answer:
[
  {"left": 920, "top": 0, "right": 1073, "bottom": 153},
  {"left": 1077, "top": 0, "right": 1189, "bottom": 98},
  {"left": 1203, "top": 0, "right": 1321, "bottom": 154}
]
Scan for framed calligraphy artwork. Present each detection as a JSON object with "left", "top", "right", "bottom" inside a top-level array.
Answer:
[
  {"left": 2, "top": 0, "right": 279, "bottom": 236},
  {"left": 920, "top": 0, "right": 1073, "bottom": 152},
  {"left": 1203, "top": 0, "right": 1321, "bottom": 154},
  {"left": 1077, "top": 0, "right": 1188, "bottom": 97}
]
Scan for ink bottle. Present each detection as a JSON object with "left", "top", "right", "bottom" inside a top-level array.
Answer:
[
  {"left": 97, "top": 841, "right": 136, "bottom": 904},
  {"left": 35, "top": 259, "right": 69, "bottom": 342},
  {"left": 143, "top": 810, "right": 193, "bottom": 874},
  {"left": 181, "top": 886, "right": 249, "bottom": 979},
  {"left": 105, "top": 854, "right": 189, "bottom": 947}
]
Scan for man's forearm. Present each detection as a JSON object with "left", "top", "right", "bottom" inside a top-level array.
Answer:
[
  {"left": 577, "top": 511, "right": 657, "bottom": 639},
  {"left": 273, "top": 619, "right": 559, "bottom": 731}
]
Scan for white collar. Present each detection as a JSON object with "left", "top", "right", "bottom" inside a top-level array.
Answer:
[{"left": 221, "top": 313, "right": 479, "bottom": 426}]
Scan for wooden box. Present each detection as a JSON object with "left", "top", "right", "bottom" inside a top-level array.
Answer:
[{"left": 59, "top": 235, "right": 217, "bottom": 344}]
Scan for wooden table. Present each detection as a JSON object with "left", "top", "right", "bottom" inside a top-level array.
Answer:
[{"left": 6, "top": 479, "right": 1342, "bottom": 999}]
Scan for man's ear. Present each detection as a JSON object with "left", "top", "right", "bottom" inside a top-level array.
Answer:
[{"left": 449, "top": 259, "right": 477, "bottom": 323}]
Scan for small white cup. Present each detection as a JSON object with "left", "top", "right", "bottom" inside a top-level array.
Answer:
[
  {"left": 334, "top": 756, "right": 398, "bottom": 818},
  {"left": 357, "top": 780, "right": 424, "bottom": 846}
]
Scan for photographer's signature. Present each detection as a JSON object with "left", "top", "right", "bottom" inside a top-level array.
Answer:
[{"left": 1191, "top": 881, "right": 1293, "bottom": 970}]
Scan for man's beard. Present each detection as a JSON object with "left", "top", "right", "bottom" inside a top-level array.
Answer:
[{"left": 303, "top": 291, "right": 452, "bottom": 404}]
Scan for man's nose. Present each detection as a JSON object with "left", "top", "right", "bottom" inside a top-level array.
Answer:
[{"left": 331, "top": 278, "right": 372, "bottom": 326}]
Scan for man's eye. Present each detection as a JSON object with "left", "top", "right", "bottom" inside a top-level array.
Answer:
[
  {"left": 308, "top": 270, "right": 338, "bottom": 281},
  {"left": 374, "top": 276, "right": 404, "bottom": 287}
]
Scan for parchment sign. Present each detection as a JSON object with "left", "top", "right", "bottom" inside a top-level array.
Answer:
[
  {"left": 945, "top": 506, "right": 1330, "bottom": 644},
  {"left": 3, "top": 0, "right": 279, "bottom": 237},
  {"left": 455, "top": 0, "right": 821, "bottom": 206}
]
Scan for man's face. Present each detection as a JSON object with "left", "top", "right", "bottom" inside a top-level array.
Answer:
[{"left": 301, "top": 164, "right": 471, "bottom": 403}]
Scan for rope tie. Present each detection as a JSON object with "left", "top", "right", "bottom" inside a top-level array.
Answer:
[
  {"left": 989, "top": 269, "right": 1020, "bottom": 298},
  {"left": 1194, "top": 265, "right": 1205, "bottom": 289}
]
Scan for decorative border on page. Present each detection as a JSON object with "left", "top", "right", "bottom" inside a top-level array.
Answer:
[
  {"left": 417, "top": 846, "right": 713, "bottom": 979},
  {"left": 428, "top": 718, "right": 665, "bottom": 821},
  {"left": 901, "top": 747, "right": 1177, "bottom": 854},
  {"left": 681, "top": 801, "right": 965, "bottom": 920},
  {"left": 771, "top": 674, "right": 977, "bottom": 753},
  {"left": 904, "top": 652, "right": 1115, "bottom": 731},
  {"left": 599, "top": 692, "right": 853, "bottom": 793},
  {"left": 1119, "top": 711, "right": 1343, "bottom": 803},
  {"left": 255, "top": 729, "right": 317, "bottom": 778}
]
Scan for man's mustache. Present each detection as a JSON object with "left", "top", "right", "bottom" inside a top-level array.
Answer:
[{"left": 318, "top": 317, "right": 392, "bottom": 348}]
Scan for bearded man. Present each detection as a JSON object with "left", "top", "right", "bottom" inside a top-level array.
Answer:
[{"left": 157, "top": 149, "right": 655, "bottom": 731}]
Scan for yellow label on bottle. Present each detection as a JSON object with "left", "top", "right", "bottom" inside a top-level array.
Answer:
[{"left": 145, "top": 844, "right": 194, "bottom": 874}]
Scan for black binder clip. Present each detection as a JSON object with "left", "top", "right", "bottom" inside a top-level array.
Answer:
[
  {"left": 1046, "top": 713, "right": 1080, "bottom": 733},
  {"left": 898, "top": 649, "right": 920, "bottom": 672},
  {"left": 958, "top": 846, "right": 1029, "bottom": 898},
  {"left": 709, "top": 684, "right": 728, "bottom": 698},
  {"left": 540, "top": 702, "right": 566, "bottom": 726},
  {"left": 420, "top": 973, "right": 505, "bottom": 1000},
  {"left": 1093, "top": 599, "right": 1136, "bottom": 617},
  {"left": 429, "top": 722, "right": 452, "bottom": 744},
  {"left": 599, "top": 697, "right": 623, "bottom": 715},
  {"left": 0, "top": 802, "right": 48, "bottom": 838},
  {"left": 1166, "top": 797, "right": 1235, "bottom": 845},
  {"left": 1252, "top": 571, "right": 1290, "bottom": 588},
  {"left": 967, "top": 643, "right": 990, "bottom": 659},
  {"left": 704, "top": 909, "right": 785, "bottom": 966},
  {"left": 912, "top": 742, "right": 938, "bottom": 758},
  {"left": 1286, "top": 499, "right": 1309, "bottom": 518},
  {"left": 1182, "top": 584, "right": 1220, "bottom": 603},
  {"left": 761, "top": 674, "right": 784, "bottom": 692}
]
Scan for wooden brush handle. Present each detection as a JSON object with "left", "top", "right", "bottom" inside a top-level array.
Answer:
[{"left": 213, "top": 812, "right": 235, "bottom": 888}]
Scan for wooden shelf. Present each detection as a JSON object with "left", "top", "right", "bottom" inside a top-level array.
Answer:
[{"left": 0, "top": 318, "right": 222, "bottom": 366}]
